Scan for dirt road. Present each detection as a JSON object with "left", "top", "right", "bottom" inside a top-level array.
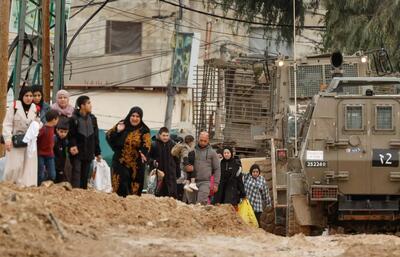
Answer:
[{"left": 0, "top": 182, "right": 399, "bottom": 257}]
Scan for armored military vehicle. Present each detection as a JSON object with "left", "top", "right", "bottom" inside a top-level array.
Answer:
[{"left": 261, "top": 52, "right": 400, "bottom": 235}]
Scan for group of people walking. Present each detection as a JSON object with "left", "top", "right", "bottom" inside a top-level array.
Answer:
[
  {"left": 2, "top": 86, "right": 101, "bottom": 189},
  {"left": 2, "top": 86, "right": 271, "bottom": 225}
]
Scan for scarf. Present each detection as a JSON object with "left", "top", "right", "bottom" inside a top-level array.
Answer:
[{"left": 51, "top": 90, "right": 74, "bottom": 117}]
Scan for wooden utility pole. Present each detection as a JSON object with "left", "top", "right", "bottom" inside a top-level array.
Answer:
[
  {"left": 0, "top": 0, "right": 11, "bottom": 156},
  {"left": 42, "top": 0, "right": 51, "bottom": 102}
]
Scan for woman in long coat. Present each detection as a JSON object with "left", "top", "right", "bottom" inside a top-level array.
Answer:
[
  {"left": 214, "top": 147, "right": 246, "bottom": 207},
  {"left": 2, "top": 86, "right": 40, "bottom": 187},
  {"left": 106, "top": 107, "right": 151, "bottom": 197}
]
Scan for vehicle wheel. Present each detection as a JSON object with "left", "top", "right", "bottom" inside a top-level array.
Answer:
[{"left": 257, "top": 159, "right": 285, "bottom": 236}]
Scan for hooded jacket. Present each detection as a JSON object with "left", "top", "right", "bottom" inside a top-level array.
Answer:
[{"left": 193, "top": 144, "right": 221, "bottom": 185}]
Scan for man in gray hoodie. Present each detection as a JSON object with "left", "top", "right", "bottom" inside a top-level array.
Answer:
[{"left": 185, "top": 132, "right": 221, "bottom": 204}]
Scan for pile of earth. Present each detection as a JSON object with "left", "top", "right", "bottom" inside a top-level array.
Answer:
[{"left": 0, "top": 182, "right": 399, "bottom": 257}]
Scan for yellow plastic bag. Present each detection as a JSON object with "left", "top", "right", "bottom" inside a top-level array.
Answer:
[{"left": 238, "top": 199, "right": 259, "bottom": 228}]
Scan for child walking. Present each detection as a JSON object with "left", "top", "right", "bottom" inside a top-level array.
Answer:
[
  {"left": 54, "top": 118, "right": 70, "bottom": 183},
  {"left": 37, "top": 110, "right": 59, "bottom": 185},
  {"left": 171, "top": 135, "right": 198, "bottom": 192}
]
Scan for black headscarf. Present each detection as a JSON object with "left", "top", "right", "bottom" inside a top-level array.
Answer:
[
  {"left": 32, "top": 85, "right": 44, "bottom": 107},
  {"left": 18, "top": 86, "right": 34, "bottom": 113},
  {"left": 123, "top": 106, "right": 144, "bottom": 130}
]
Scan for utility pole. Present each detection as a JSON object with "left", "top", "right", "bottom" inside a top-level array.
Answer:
[
  {"left": 0, "top": 0, "right": 11, "bottom": 155},
  {"left": 42, "top": 0, "right": 51, "bottom": 102},
  {"left": 164, "top": 0, "right": 183, "bottom": 130},
  {"left": 293, "top": 0, "right": 298, "bottom": 157}
]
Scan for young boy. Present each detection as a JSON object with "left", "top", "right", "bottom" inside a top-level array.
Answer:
[
  {"left": 171, "top": 135, "right": 198, "bottom": 192},
  {"left": 69, "top": 95, "right": 101, "bottom": 189},
  {"left": 54, "top": 118, "right": 70, "bottom": 183},
  {"left": 149, "top": 127, "right": 178, "bottom": 198},
  {"left": 37, "top": 109, "right": 59, "bottom": 185}
]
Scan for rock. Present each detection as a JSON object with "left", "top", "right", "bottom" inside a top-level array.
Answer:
[
  {"left": 203, "top": 205, "right": 213, "bottom": 211},
  {"left": 1, "top": 224, "right": 11, "bottom": 235},
  {"left": 58, "top": 182, "right": 73, "bottom": 191},
  {"left": 146, "top": 221, "right": 154, "bottom": 227},
  {"left": 41, "top": 180, "right": 54, "bottom": 188},
  {"left": 8, "top": 219, "right": 17, "bottom": 225},
  {"left": 9, "top": 193, "right": 17, "bottom": 202}
]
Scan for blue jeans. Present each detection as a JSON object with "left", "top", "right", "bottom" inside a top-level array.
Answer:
[{"left": 38, "top": 156, "right": 56, "bottom": 185}]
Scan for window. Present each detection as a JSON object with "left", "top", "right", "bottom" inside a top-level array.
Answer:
[
  {"left": 345, "top": 105, "right": 363, "bottom": 130},
  {"left": 105, "top": 21, "right": 142, "bottom": 55},
  {"left": 376, "top": 106, "right": 393, "bottom": 130}
]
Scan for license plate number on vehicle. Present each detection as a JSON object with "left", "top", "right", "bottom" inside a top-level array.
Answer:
[{"left": 305, "top": 161, "right": 327, "bottom": 168}]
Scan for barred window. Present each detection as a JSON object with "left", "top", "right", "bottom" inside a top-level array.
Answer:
[
  {"left": 346, "top": 106, "right": 363, "bottom": 130},
  {"left": 376, "top": 106, "right": 393, "bottom": 130},
  {"left": 105, "top": 21, "right": 142, "bottom": 55}
]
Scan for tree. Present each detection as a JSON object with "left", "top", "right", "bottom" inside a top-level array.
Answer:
[
  {"left": 213, "top": 0, "right": 400, "bottom": 70},
  {"left": 322, "top": 0, "right": 400, "bottom": 70},
  {"left": 208, "top": 0, "right": 319, "bottom": 41}
]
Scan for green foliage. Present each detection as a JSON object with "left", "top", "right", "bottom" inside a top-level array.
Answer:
[
  {"left": 322, "top": 0, "right": 400, "bottom": 70},
  {"left": 213, "top": 0, "right": 400, "bottom": 70},
  {"left": 208, "top": 0, "right": 318, "bottom": 41}
]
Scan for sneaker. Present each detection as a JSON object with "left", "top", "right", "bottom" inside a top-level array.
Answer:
[
  {"left": 189, "top": 183, "right": 199, "bottom": 191},
  {"left": 184, "top": 184, "right": 193, "bottom": 192}
]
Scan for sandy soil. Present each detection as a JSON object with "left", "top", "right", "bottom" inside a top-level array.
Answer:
[{"left": 0, "top": 182, "right": 399, "bottom": 257}]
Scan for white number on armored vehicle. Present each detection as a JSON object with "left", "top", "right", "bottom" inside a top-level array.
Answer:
[{"left": 305, "top": 161, "right": 327, "bottom": 168}]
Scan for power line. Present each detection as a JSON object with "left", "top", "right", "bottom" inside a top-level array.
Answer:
[
  {"left": 69, "top": 68, "right": 171, "bottom": 96},
  {"left": 102, "top": 5, "right": 294, "bottom": 42},
  {"left": 159, "top": 0, "right": 326, "bottom": 30},
  {"left": 65, "top": 52, "right": 170, "bottom": 76}
]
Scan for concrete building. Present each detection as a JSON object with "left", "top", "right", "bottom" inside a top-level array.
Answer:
[{"left": 66, "top": 0, "right": 255, "bottom": 132}]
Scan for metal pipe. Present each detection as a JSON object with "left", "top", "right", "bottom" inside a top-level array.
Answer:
[{"left": 293, "top": 0, "right": 298, "bottom": 156}]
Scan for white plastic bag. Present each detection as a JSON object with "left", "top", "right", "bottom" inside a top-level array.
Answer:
[
  {"left": 91, "top": 159, "right": 112, "bottom": 193},
  {"left": 0, "top": 157, "right": 5, "bottom": 182}
]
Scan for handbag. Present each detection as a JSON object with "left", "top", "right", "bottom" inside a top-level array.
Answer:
[{"left": 12, "top": 134, "right": 27, "bottom": 148}]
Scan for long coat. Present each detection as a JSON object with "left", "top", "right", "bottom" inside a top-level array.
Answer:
[
  {"left": 149, "top": 139, "right": 178, "bottom": 198},
  {"left": 214, "top": 158, "right": 246, "bottom": 205},
  {"left": 2, "top": 101, "right": 39, "bottom": 186},
  {"left": 106, "top": 123, "right": 151, "bottom": 197}
]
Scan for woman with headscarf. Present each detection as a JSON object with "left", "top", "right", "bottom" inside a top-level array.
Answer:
[
  {"left": 243, "top": 164, "right": 271, "bottom": 226},
  {"left": 32, "top": 85, "right": 51, "bottom": 123},
  {"left": 2, "top": 86, "right": 41, "bottom": 186},
  {"left": 106, "top": 107, "right": 152, "bottom": 197},
  {"left": 51, "top": 90, "right": 75, "bottom": 118},
  {"left": 214, "top": 146, "right": 246, "bottom": 208}
]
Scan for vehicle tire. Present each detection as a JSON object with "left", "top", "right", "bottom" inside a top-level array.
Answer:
[{"left": 257, "top": 159, "right": 286, "bottom": 236}]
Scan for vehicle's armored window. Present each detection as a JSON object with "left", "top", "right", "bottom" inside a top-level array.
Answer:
[
  {"left": 376, "top": 106, "right": 393, "bottom": 130},
  {"left": 346, "top": 106, "right": 363, "bottom": 130}
]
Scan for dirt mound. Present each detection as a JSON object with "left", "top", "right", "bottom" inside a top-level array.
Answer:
[
  {"left": 0, "top": 182, "right": 257, "bottom": 257},
  {"left": 1, "top": 182, "right": 400, "bottom": 257}
]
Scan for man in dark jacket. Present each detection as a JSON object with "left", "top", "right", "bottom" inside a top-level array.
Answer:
[
  {"left": 69, "top": 95, "right": 101, "bottom": 189},
  {"left": 149, "top": 127, "right": 178, "bottom": 198}
]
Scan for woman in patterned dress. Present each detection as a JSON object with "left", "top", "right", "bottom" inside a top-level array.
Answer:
[{"left": 106, "top": 107, "right": 151, "bottom": 197}]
